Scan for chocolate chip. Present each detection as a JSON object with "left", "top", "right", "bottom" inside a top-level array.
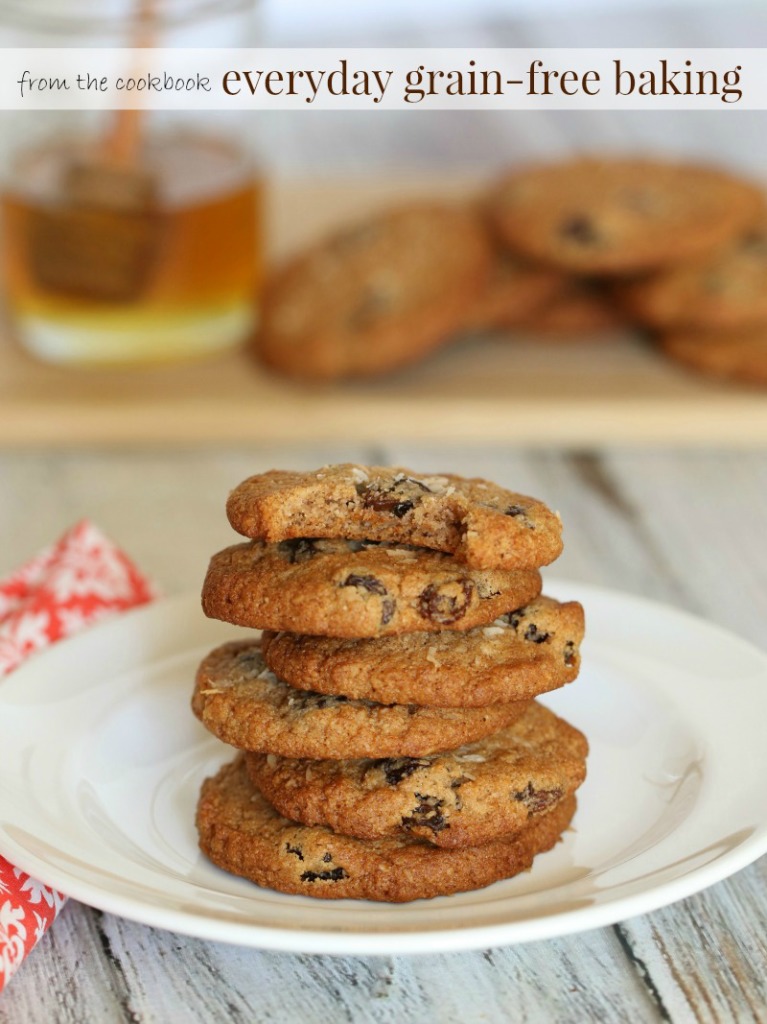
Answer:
[
  {"left": 285, "top": 843, "right": 304, "bottom": 861},
  {"left": 513, "top": 782, "right": 563, "bottom": 814},
  {"left": 563, "top": 641, "right": 576, "bottom": 667},
  {"left": 560, "top": 215, "right": 600, "bottom": 246},
  {"left": 377, "top": 757, "right": 430, "bottom": 786},
  {"left": 524, "top": 623, "right": 550, "bottom": 644},
  {"left": 418, "top": 580, "right": 473, "bottom": 625},
  {"left": 322, "top": 852, "right": 332, "bottom": 863},
  {"left": 401, "top": 793, "right": 448, "bottom": 834},
  {"left": 301, "top": 867, "right": 349, "bottom": 883}
]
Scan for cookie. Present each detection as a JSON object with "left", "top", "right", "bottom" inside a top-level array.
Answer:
[
  {"left": 245, "top": 701, "right": 588, "bottom": 849},
  {"left": 492, "top": 159, "right": 762, "bottom": 275},
  {"left": 464, "top": 252, "right": 565, "bottom": 333},
  {"left": 515, "top": 279, "right": 626, "bottom": 338},
  {"left": 256, "top": 204, "right": 490, "bottom": 380},
  {"left": 661, "top": 327, "right": 767, "bottom": 387},
  {"left": 261, "top": 596, "right": 583, "bottom": 708},
  {"left": 192, "top": 640, "right": 531, "bottom": 758},
  {"left": 202, "top": 539, "right": 543, "bottom": 638},
  {"left": 196, "top": 755, "right": 577, "bottom": 902},
  {"left": 226, "top": 465, "right": 563, "bottom": 572},
  {"left": 621, "top": 214, "right": 767, "bottom": 330}
]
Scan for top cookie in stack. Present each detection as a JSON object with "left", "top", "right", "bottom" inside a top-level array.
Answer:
[
  {"left": 225, "top": 465, "right": 563, "bottom": 572},
  {"left": 196, "top": 464, "right": 586, "bottom": 902}
]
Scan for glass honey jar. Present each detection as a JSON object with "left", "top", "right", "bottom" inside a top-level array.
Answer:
[{"left": 0, "top": 0, "right": 263, "bottom": 366}]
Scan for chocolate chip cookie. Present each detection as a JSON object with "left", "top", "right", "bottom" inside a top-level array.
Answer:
[
  {"left": 245, "top": 701, "right": 587, "bottom": 849},
  {"left": 192, "top": 640, "right": 531, "bottom": 758},
  {"left": 492, "top": 158, "right": 762, "bottom": 275},
  {"left": 226, "top": 465, "right": 563, "bottom": 572},
  {"left": 261, "top": 596, "right": 583, "bottom": 707},
  {"left": 202, "top": 539, "right": 542, "bottom": 638},
  {"left": 196, "top": 755, "right": 577, "bottom": 902},
  {"left": 621, "top": 214, "right": 767, "bottom": 330},
  {"left": 256, "top": 204, "right": 491, "bottom": 380}
]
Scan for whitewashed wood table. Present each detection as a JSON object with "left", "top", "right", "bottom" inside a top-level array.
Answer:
[{"left": 1, "top": 442, "right": 766, "bottom": 1023}]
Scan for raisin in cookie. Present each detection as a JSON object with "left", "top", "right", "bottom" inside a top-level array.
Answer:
[
  {"left": 262, "top": 596, "right": 583, "bottom": 708},
  {"left": 660, "top": 327, "right": 767, "bottom": 387},
  {"left": 226, "top": 464, "right": 562, "bottom": 572},
  {"left": 256, "top": 204, "right": 490, "bottom": 380},
  {"left": 197, "top": 755, "right": 577, "bottom": 902},
  {"left": 193, "top": 641, "right": 531, "bottom": 758},
  {"left": 245, "top": 701, "right": 587, "bottom": 849},
  {"left": 202, "top": 539, "right": 542, "bottom": 638},
  {"left": 492, "top": 159, "right": 762, "bottom": 276},
  {"left": 621, "top": 214, "right": 767, "bottom": 330}
]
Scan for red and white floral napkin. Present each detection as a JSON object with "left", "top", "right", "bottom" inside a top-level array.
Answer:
[{"left": 0, "top": 520, "right": 155, "bottom": 992}]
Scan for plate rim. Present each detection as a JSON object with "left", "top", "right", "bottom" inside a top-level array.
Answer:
[{"left": 2, "top": 582, "right": 767, "bottom": 956}]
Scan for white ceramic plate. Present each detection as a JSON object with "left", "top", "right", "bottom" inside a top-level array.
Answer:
[{"left": 1, "top": 584, "right": 767, "bottom": 956}]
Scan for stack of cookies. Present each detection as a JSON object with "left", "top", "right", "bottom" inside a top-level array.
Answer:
[
  {"left": 255, "top": 156, "right": 767, "bottom": 387},
  {"left": 194, "top": 464, "right": 588, "bottom": 903},
  {"left": 491, "top": 157, "right": 767, "bottom": 383}
]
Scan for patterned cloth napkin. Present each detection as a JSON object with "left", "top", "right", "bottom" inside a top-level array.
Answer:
[{"left": 0, "top": 521, "right": 154, "bottom": 992}]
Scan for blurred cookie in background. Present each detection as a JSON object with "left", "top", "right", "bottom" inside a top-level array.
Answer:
[
  {"left": 249, "top": 156, "right": 767, "bottom": 389},
  {"left": 462, "top": 215, "right": 565, "bottom": 333},
  {"left": 620, "top": 213, "right": 767, "bottom": 331},
  {"left": 511, "top": 278, "right": 627, "bottom": 341},
  {"left": 491, "top": 158, "right": 763, "bottom": 276},
  {"left": 661, "top": 327, "right": 767, "bottom": 387},
  {"left": 256, "top": 204, "right": 491, "bottom": 380}
]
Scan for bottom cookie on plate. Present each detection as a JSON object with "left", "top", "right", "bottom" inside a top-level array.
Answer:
[{"left": 196, "top": 756, "right": 577, "bottom": 903}]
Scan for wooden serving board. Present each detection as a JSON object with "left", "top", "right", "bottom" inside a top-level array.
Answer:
[{"left": 2, "top": 175, "right": 766, "bottom": 448}]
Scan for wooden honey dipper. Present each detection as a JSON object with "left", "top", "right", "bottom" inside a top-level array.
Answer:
[{"left": 30, "top": 1, "right": 162, "bottom": 303}]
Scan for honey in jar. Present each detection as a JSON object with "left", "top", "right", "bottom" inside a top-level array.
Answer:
[{"left": 2, "top": 131, "right": 262, "bottom": 366}]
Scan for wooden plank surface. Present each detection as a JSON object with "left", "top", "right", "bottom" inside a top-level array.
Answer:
[
  {"left": 1, "top": 444, "right": 766, "bottom": 1022},
  {"left": 2, "top": 175, "right": 767, "bottom": 449}
]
